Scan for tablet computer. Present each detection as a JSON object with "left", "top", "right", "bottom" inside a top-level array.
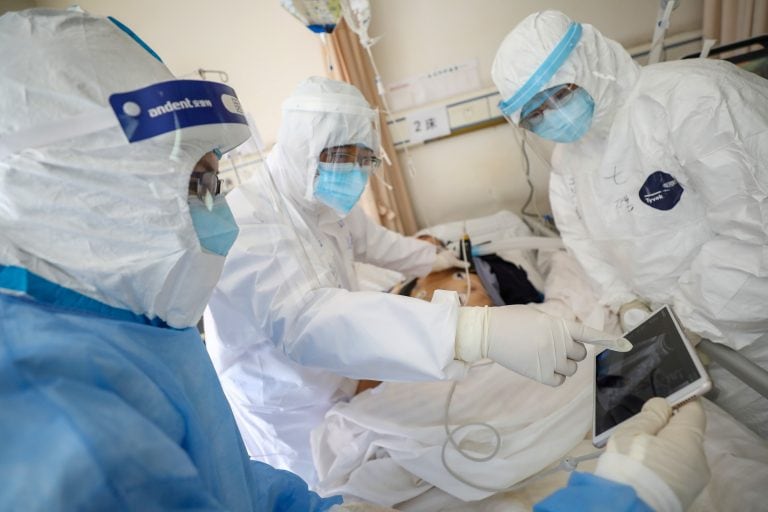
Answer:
[{"left": 593, "top": 305, "right": 711, "bottom": 447}]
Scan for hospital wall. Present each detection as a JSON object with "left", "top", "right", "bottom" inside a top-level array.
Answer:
[
  {"left": 368, "top": 0, "right": 704, "bottom": 229},
  {"left": 1, "top": 0, "right": 36, "bottom": 12}
]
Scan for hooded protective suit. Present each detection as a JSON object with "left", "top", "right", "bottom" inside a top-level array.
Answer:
[
  {"left": 203, "top": 77, "right": 465, "bottom": 483},
  {"left": 0, "top": 9, "right": 339, "bottom": 510},
  {"left": 492, "top": 10, "right": 768, "bottom": 352}
]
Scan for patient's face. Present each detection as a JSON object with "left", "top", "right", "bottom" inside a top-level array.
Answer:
[
  {"left": 407, "top": 234, "right": 493, "bottom": 306},
  {"left": 410, "top": 269, "right": 493, "bottom": 306}
]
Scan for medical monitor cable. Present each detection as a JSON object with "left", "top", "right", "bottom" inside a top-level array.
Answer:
[
  {"left": 441, "top": 362, "right": 604, "bottom": 493},
  {"left": 519, "top": 131, "right": 537, "bottom": 227},
  {"left": 515, "top": 129, "right": 558, "bottom": 237},
  {"left": 460, "top": 225, "right": 472, "bottom": 306},
  {"left": 520, "top": 131, "right": 550, "bottom": 229}
]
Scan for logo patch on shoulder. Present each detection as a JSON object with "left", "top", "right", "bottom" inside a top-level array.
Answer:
[{"left": 639, "top": 171, "right": 683, "bottom": 211}]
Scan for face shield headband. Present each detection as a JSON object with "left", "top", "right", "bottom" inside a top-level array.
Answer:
[
  {"left": 497, "top": 22, "right": 582, "bottom": 125},
  {"left": 281, "top": 94, "right": 381, "bottom": 158},
  {"left": 0, "top": 79, "right": 250, "bottom": 160}
]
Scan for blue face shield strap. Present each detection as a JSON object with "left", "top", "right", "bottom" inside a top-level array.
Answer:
[
  {"left": 498, "top": 22, "right": 583, "bottom": 118},
  {"left": 107, "top": 16, "right": 164, "bottom": 63},
  {"left": 0, "top": 79, "right": 250, "bottom": 161},
  {"left": 108, "top": 80, "right": 249, "bottom": 147}
]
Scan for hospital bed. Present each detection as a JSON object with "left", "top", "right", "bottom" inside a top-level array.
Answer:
[
  {"left": 314, "top": 210, "right": 768, "bottom": 512},
  {"left": 683, "top": 34, "right": 768, "bottom": 79}
]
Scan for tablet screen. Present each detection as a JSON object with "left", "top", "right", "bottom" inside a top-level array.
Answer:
[{"left": 594, "top": 307, "right": 702, "bottom": 436}]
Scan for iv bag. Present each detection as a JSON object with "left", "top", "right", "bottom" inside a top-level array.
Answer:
[
  {"left": 281, "top": 0, "right": 342, "bottom": 34},
  {"left": 340, "top": 0, "right": 371, "bottom": 41}
]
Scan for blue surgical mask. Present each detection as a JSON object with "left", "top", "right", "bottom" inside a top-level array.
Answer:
[
  {"left": 314, "top": 162, "right": 369, "bottom": 216},
  {"left": 526, "top": 87, "right": 595, "bottom": 143},
  {"left": 188, "top": 196, "right": 239, "bottom": 256}
]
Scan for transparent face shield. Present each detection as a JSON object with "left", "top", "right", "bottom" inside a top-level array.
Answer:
[
  {"left": 496, "top": 22, "right": 586, "bottom": 142},
  {"left": 318, "top": 143, "right": 382, "bottom": 174},
  {"left": 492, "top": 21, "right": 592, "bottom": 234},
  {"left": 281, "top": 91, "right": 382, "bottom": 163},
  {"left": 0, "top": 78, "right": 251, "bottom": 176},
  {"left": 506, "top": 83, "right": 596, "bottom": 144},
  {"left": 228, "top": 153, "right": 340, "bottom": 310},
  {"left": 0, "top": 77, "right": 254, "bottom": 261},
  {"left": 501, "top": 120, "right": 558, "bottom": 236},
  {"left": 497, "top": 85, "right": 563, "bottom": 181}
]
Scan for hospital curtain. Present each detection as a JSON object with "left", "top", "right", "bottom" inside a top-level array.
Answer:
[
  {"left": 703, "top": 0, "right": 768, "bottom": 45},
  {"left": 326, "top": 19, "right": 419, "bottom": 235}
]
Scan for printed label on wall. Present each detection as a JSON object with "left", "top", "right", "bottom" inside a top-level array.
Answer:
[
  {"left": 387, "top": 59, "right": 482, "bottom": 112},
  {"left": 406, "top": 105, "right": 451, "bottom": 143}
]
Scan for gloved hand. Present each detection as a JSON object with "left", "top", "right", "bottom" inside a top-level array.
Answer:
[
  {"left": 619, "top": 299, "right": 651, "bottom": 331},
  {"left": 595, "top": 398, "right": 710, "bottom": 512},
  {"left": 330, "top": 502, "right": 398, "bottom": 511},
  {"left": 455, "top": 305, "right": 631, "bottom": 386},
  {"left": 431, "top": 246, "right": 470, "bottom": 272}
]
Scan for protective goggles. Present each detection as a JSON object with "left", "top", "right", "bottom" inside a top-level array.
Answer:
[
  {"left": 188, "top": 151, "right": 222, "bottom": 207},
  {"left": 319, "top": 144, "right": 382, "bottom": 173},
  {"left": 189, "top": 171, "right": 221, "bottom": 199},
  {"left": 518, "top": 83, "right": 581, "bottom": 130}
]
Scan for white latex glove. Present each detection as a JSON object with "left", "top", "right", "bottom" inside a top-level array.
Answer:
[
  {"left": 595, "top": 398, "right": 710, "bottom": 512},
  {"left": 431, "top": 247, "right": 470, "bottom": 272},
  {"left": 455, "top": 305, "right": 632, "bottom": 386},
  {"left": 330, "top": 503, "right": 398, "bottom": 512},
  {"left": 619, "top": 299, "right": 651, "bottom": 331}
]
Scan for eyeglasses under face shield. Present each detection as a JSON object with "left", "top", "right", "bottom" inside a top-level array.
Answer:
[
  {"left": 188, "top": 151, "right": 223, "bottom": 209},
  {"left": 318, "top": 144, "right": 382, "bottom": 174},
  {"left": 517, "top": 83, "right": 580, "bottom": 130}
]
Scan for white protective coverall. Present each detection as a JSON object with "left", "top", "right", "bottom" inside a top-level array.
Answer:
[
  {"left": 204, "top": 78, "right": 462, "bottom": 483},
  {"left": 492, "top": 10, "right": 768, "bottom": 437},
  {"left": 492, "top": 11, "right": 768, "bottom": 352}
]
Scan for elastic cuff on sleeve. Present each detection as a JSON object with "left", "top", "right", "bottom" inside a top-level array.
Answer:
[
  {"left": 454, "top": 305, "right": 487, "bottom": 363},
  {"left": 595, "top": 452, "right": 681, "bottom": 512}
]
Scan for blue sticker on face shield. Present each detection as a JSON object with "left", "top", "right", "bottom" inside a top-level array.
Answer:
[
  {"left": 108, "top": 80, "right": 248, "bottom": 144},
  {"left": 639, "top": 171, "right": 683, "bottom": 210}
]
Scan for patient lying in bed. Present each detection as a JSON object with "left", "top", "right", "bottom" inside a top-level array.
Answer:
[
  {"left": 356, "top": 233, "right": 545, "bottom": 395},
  {"left": 316, "top": 213, "right": 768, "bottom": 512}
]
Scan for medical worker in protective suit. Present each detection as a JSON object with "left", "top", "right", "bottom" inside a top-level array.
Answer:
[
  {"left": 492, "top": 11, "right": 768, "bottom": 437},
  {"left": 0, "top": 8, "right": 346, "bottom": 511},
  {"left": 204, "top": 76, "right": 633, "bottom": 484}
]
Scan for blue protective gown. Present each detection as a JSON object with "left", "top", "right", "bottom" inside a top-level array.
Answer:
[
  {"left": 0, "top": 265, "right": 341, "bottom": 511},
  {"left": 535, "top": 472, "right": 653, "bottom": 512}
]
